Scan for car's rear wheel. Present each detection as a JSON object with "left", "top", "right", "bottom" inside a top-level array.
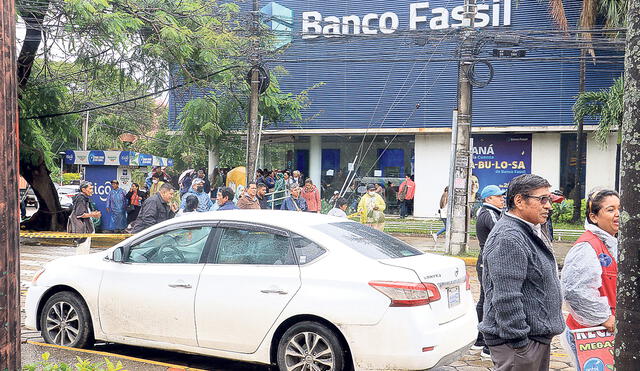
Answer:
[
  {"left": 277, "top": 321, "right": 345, "bottom": 371},
  {"left": 40, "top": 291, "right": 93, "bottom": 348}
]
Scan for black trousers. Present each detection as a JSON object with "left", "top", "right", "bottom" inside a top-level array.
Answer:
[{"left": 476, "top": 258, "right": 485, "bottom": 344}]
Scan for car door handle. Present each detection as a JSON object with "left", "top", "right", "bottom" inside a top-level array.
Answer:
[
  {"left": 260, "top": 289, "right": 288, "bottom": 295},
  {"left": 168, "top": 281, "right": 192, "bottom": 289}
]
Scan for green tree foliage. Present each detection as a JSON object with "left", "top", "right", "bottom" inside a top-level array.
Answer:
[
  {"left": 17, "top": 0, "right": 317, "bottom": 229},
  {"left": 573, "top": 76, "right": 624, "bottom": 146}
]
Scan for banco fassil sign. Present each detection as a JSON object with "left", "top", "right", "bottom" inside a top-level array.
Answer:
[{"left": 302, "top": 0, "right": 512, "bottom": 39}]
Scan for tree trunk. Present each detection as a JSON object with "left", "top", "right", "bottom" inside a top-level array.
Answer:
[
  {"left": 20, "top": 153, "right": 68, "bottom": 231},
  {"left": 615, "top": 0, "right": 640, "bottom": 367},
  {"left": 16, "top": 0, "right": 66, "bottom": 231}
]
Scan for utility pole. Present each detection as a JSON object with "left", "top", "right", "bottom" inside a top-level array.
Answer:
[
  {"left": 246, "top": 0, "right": 261, "bottom": 184},
  {"left": 447, "top": 0, "right": 476, "bottom": 255},
  {"left": 615, "top": 0, "right": 640, "bottom": 366},
  {"left": 82, "top": 110, "right": 89, "bottom": 151},
  {"left": 0, "top": 0, "right": 22, "bottom": 367},
  {"left": 572, "top": 49, "right": 586, "bottom": 222}
]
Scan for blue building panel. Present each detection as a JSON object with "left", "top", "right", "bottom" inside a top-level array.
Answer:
[{"left": 168, "top": 0, "right": 623, "bottom": 130}]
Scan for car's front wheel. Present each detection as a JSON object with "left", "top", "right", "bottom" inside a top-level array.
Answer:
[
  {"left": 277, "top": 321, "right": 345, "bottom": 371},
  {"left": 40, "top": 291, "right": 93, "bottom": 348}
]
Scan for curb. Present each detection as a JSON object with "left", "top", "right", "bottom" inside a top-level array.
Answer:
[{"left": 26, "top": 341, "right": 207, "bottom": 370}]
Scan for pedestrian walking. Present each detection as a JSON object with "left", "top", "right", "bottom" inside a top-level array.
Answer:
[
  {"left": 358, "top": 184, "right": 386, "bottom": 231},
  {"left": 479, "top": 174, "right": 564, "bottom": 371},
  {"left": 301, "top": 178, "right": 321, "bottom": 213},
  {"left": 196, "top": 169, "right": 211, "bottom": 195},
  {"left": 237, "top": 182, "right": 261, "bottom": 209},
  {"left": 106, "top": 180, "right": 127, "bottom": 232},
  {"left": 176, "top": 195, "right": 199, "bottom": 217},
  {"left": 432, "top": 186, "right": 449, "bottom": 242},
  {"left": 472, "top": 184, "right": 506, "bottom": 358},
  {"left": 398, "top": 175, "right": 415, "bottom": 218},
  {"left": 180, "top": 178, "right": 213, "bottom": 212},
  {"left": 256, "top": 183, "right": 269, "bottom": 209},
  {"left": 281, "top": 184, "right": 308, "bottom": 212},
  {"left": 215, "top": 186, "right": 238, "bottom": 211},
  {"left": 327, "top": 197, "right": 348, "bottom": 218},
  {"left": 560, "top": 189, "right": 620, "bottom": 370},
  {"left": 125, "top": 183, "right": 146, "bottom": 225},
  {"left": 148, "top": 173, "right": 165, "bottom": 196},
  {"left": 131, "top": 183, "right": 177, "bottom": 233},
  {"left": 67, "top": 181, "right": 101, "bottom": 254}
]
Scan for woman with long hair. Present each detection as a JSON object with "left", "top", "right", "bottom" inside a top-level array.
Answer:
[{"left": 125, "top": 183, "right": 146, "bottom": 224}]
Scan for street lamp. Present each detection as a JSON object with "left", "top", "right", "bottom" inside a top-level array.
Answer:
[{"left": 58, "top": 152, "right": 66, "bottom": 185}]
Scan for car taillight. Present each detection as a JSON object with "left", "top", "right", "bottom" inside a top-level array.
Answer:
[
  {"left": 465, "top": 272, "right": 471, "bottom": 290},
  {"left": 369, "top": 281, "right": 441, "bottom": 307},
  {"left": 32, "top": 269, "right": 45, "bottom": 285}
]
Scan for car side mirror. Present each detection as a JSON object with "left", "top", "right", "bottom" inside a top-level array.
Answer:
[{"left": 112, "top": 246, "right": 125, "bottom": 263}]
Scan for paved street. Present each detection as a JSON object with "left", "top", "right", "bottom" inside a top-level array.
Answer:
[{"left": 19, "top": 237, "right": 576, "bottom": 370}]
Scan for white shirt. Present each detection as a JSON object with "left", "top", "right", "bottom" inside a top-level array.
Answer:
[{"left": 327, "top": 208, "right": 347, "bottom": 218}]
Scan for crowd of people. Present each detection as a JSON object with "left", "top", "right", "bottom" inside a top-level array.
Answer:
[{"left": 69, "top": 166, "right": 415, "bottom": 237}]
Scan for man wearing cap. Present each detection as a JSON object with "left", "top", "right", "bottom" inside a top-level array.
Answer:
[
  {"left": 358, "top": 184, "right": 386, "bottom": 231},
  {"left": 180, "top": 177, "right": 213, "bottom": 212},
  {"left": 472, "top": 184, "right": 506, "bottom": 357},
  {"left": 106, "top": 180, "right": 127, "bottom": 233}
]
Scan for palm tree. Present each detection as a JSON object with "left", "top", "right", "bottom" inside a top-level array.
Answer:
[
  {"left": 546, "top": 0, "right": 626, "bottom": 220},
  {"left": 573, "top": 76, "right": 624, "bottom": 146}
]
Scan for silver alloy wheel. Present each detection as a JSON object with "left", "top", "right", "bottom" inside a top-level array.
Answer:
[
  {"left": 284, "top": 331, "right": 335, "bottom": 371},
  {"left": 45, "top": 301, "right": 80, "bottom": 346}
]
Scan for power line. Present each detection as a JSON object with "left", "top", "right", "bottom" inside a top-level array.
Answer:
[{"left": 23, "top": 64, "right": 242, "bottom": 120}]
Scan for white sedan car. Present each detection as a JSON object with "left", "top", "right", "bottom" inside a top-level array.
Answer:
[{"left": 26, "top": 211, "right": 477, "bottom": 370}]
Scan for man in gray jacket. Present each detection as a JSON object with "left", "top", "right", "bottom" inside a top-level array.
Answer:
[{"left": 479, "top": 174, "right": 564, "bottom": 371}]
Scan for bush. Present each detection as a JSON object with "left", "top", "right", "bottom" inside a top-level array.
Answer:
[
  {"left": 63, "top": 173, "right": 81, "bottom": 184},
  {"left": 552, "top": 199, "right": 587, "bottom": 224},
  {"left": 23, "top": 352, "right": 127, "bottom": 371}
]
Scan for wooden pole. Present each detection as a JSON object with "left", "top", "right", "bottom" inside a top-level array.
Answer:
[{"left": 0, "top": 0, "right": 22, "bottom": 368}]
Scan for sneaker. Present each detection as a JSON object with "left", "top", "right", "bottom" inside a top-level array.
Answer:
[
  {"left": 431, "top": 233, "right": 438, "bottom": 243},
  {"left": 480, "top": 346, "right": 491, "bottom": 358}
]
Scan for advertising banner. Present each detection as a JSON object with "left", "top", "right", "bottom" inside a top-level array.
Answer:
[
  {"left": 471, "top": 134, "right": 531, "bottom": 191},
  {"left": 117, "top": 166, "right": 133, "bottom": 192},
  {"left": 64, "top": 150, "right": 172, "bottom": 168},
  {"left": 571, "top": 328, "right": 615, "bottom": 371}
]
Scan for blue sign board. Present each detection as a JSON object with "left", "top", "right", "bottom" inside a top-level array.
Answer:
[
  {"left": 84, "top": 166, "right": 118, "bottom": 231},
  {"left": 472, "top": 134, "right": 531, "bottom": 191}
]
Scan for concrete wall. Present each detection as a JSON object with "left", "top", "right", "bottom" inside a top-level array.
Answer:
[
  {"left": 414, "top": 134, "right": 451, "bottom": 218},
  {"left": 531, "top": 133, "right": 561, "bottom": 189},
  {"left": 586, "top": 132, "right": 618, "bottom": 195}
]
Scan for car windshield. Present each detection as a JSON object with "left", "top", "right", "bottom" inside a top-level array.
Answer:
[{"left": 313, "top": 222, "right": 422, "bottom": 259}]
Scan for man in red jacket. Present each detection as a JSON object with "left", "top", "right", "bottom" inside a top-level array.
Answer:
[{"left": 398, "top": 175, "right": 415, "bottom": 218}]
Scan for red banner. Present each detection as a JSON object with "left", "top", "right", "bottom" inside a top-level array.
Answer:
[{"left": 572, "top": 328, "right": 615, "bottom": 371}]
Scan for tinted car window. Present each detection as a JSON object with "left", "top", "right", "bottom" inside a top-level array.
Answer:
[
  {"left": 313, "top": 222, "right": 422, "bottom": 259},
  {"left": 127, "top": 226, "right": 212, "bottom": 264},
  {"left": 291, "top": 234, "right": 326, "bottom": 264},
  {"left": 215, "top": 228, "right": 296, "bottom": 265}
]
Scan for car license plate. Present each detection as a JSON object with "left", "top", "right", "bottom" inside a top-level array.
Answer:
[{"left": 447, "top": 286, "right": 460, "bottom": 308}]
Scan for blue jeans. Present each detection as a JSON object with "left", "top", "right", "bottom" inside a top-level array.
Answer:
[{"left": 436, "top": 218, "right": 447, "bottom": 236}]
